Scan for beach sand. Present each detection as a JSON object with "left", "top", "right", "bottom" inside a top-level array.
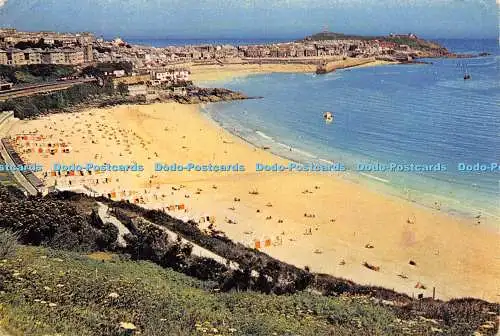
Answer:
[
  {"left": 189, "top": 58, "right": 394, "bottom": 83},
  {"left": 9, "top": 102, "right": 499, "bottom": 303},
  {"left": 190, "top": 63, "right": 317, "bottom": 83}
]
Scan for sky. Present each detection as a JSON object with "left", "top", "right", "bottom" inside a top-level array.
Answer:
[{"left": 0, "top": 0, "right": 497, "bottom": 39}]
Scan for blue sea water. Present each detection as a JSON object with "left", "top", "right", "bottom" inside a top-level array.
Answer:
[
  {"left": 199, "top": 39, "right": 499, "bottom": 220},
  {"left": 122, "top": 37, "right": 295, "bottom": 47}
]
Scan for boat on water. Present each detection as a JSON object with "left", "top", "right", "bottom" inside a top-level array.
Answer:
[
  {"left": 460, "top": 61, "right": 471, "bottom": 80},
  {"left": 323, "top": 111, "right": 334, "bottom": 123}
]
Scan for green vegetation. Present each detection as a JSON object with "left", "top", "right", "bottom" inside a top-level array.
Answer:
[
  {"left": 303, "top": 32, "right": 446, "bottom": 52},
  {"left": 0, "top": 246, "right": 433, "bottom": 336},
  {"left": 0, "top": 82, "right": 112, "bottom": 119},
  {"left": 0, "top": 81, "right": 145, "bottom": 119},
  {"left": 0, "top": 64, "right": 77, "bottom": 84},
  {"left": 13, "top": 38, "right": 65, "bottom": 50},
  {"left": 81, "top": 62, "right": 134, "bottom": 78},
  {"left": 0, "top": 229, "right": 17, "bottom": 259},
  {"left": 385, "top": 37, "right": 444, "bottom": 51},
  {"left": 0, "top": 186, "right": 498, "bottom": 335},
  {"left": 116, "top": 82, "right": 129, "bottom": 95},
  {"left": 304, "top": 31, "right": 384, "bottom": 41},
  {"left": 0, "top": 158, "right": 17, "bottom": 188}
]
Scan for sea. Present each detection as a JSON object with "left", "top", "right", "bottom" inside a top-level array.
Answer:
[
  {"left": 122, "top": 37, "right": 294, "bottom": 47},
  {"left": 194, "top": 38, "right": 499, "bottom": 221},
  {"left": 127, "top": 37, "right": 499, "bottom": 220}
]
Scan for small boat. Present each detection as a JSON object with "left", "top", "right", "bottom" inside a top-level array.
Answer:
[
  {"left": 323, "top": 112, "right": 334, "bottom": 124},
  {"left": 462, "top": 62, "right": 471, "bottom": 80}
]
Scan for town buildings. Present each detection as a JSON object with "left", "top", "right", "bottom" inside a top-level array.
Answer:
[
  {"left": 0, "top": 28, "right": 423, "bottom": 69},
  {"left": 0, "top": 48, "right": 86, "bottom": 65},
  {"left": 91, "top": 37, "right": 414, "bottom": 71},
  {"left": 0, "top": 28, "right": 94, "bottom": 65},
  {"left": 150, "top": 68, "right": 190, "bottom": 85}
]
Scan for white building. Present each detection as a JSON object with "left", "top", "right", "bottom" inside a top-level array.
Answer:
[
  {"left": 113, "top": 69, "right": 126, "bottom": 77},
  {"left": 151, "top": 68, "right": 190, "bottom": 84},
  {"left": 128, "top": 84, "right": 147, "bottom": 96}
]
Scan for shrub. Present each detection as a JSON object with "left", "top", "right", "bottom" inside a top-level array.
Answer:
[{"left": 0, "top": 229, "right": 18, "bottom": 259}]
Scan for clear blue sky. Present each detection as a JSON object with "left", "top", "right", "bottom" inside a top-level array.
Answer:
[{"left": 0, "top": 0, "right": 497, "bottom": 39}]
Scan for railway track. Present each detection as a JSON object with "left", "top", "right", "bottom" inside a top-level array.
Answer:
[{"left": 0, "top": 78, "right": 97, "bottom": 101}]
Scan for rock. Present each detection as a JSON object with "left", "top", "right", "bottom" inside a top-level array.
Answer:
[
  {"left": 108, "top": 292, "right": 120, "bottom": 298},
  {"left": 119, "top": 322, "right": 137, "bottom": 330},
  {"left": 415, "top": 282, "right": 426, "bottom": 289}
]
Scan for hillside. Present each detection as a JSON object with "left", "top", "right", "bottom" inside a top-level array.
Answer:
[
  {"left": 0, "top": 245, "right": 432, "bottom": 336},
  {"left": 0, "top": 185, "right": 498, "bottom": 335},
  {"left": 304, "top": 31, "right": 386, "bottom": 41},
  {"left": 303, "top": 31, "right": 449, "bottom": 54}
]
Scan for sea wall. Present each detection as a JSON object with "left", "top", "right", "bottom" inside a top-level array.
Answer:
[{"left": 316, "top": 57, "right": 377, "bottom": 74}]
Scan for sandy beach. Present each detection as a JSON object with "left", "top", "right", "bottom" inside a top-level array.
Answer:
[
  {"left": 190, "top": 63, "right": 317, "bottom": 83},
  {"left": 8, "top": 99, "right": 499, "bottom": 303},
  {"left": 189, "top": 58, "right": 393, "bottom": 83}
]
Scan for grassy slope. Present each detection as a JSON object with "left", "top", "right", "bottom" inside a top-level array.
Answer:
[
  {"left": 304, "top": 32, "right": 445, "bottom": 51},
  {"left": 0, "top": 65, "right": 77, "bottom": 85},
  {"left": 0, "top": 246, "right": 442, "bottom": 336},
  {"left": 0, "top": 159, "right": 17, "bottom": 188}
]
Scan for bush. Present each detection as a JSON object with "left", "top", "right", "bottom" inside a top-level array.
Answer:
[
  {"left": 0, "top": 186, "right": 105, "bottom": 252},
  {"left": 97, "top": 222, "right": 119, "bottom": 250},
  {"left": 0, "top": 229, "right": 18, "bottom": 259},
  {"left": 0, "top": 82, "right": 118, "bottom": 119}
]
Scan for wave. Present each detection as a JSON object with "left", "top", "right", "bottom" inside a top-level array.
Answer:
[
  {"left": 290, "top": 147, "right": 317, "bottom": 159},
  {"left": 273, "top": 140, "right": 318, "bottom": 159},
  {"left": 255, "top": 130, "right": 273, "bottom": 141},
  {"left": 359, "top": 172, "right": 390, "bottom": 184},
  {"left": 276, "top": 142, "right": 293, "bottom": 150}
]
